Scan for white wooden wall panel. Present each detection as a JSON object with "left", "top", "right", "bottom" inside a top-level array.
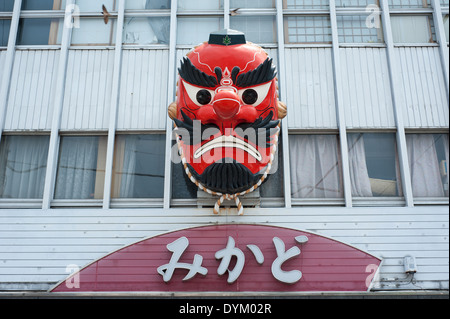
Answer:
[
  {"left": 60, "top": 50, "right": 115, "bottom": 131},
  {"left": 117, "top": 49, "right": 169, "bottom": 131},
  {"left": 395, "top": 47, "right": 449, "bottom": 128},
  {"left": 284, "top": 48, "right": 337, "bottom": 129},
  {"left": 339, "top": 48, "right": 396, "bottom": 129},
  {"left": 4, "top": 50, "right": 60, "bottom": 131},
  {"left": 0, "top": 206, "right": 447, "bottom": 291}
]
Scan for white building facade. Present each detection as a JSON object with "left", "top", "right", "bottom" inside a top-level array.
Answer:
[{"left": 0, "top": 0, "right": 448, "bottom": 294}]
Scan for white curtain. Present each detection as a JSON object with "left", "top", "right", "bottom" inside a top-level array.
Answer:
[
  {"left": 347, "top": 134, "right": 373, "bottom": 197},
  {"left": 406, "top": 134, "right": 445, "bottom": 197},
  {"left": 0, "top": 136, "right": 49, "bottom": 199},
  {"left": 289, "top": 135, "right": 342, "bottom": 198},
  {"left": 118, "top": 135, "right": 138, "bottom": 198},
  {"left": 54, "top": 137, "right": 99, "bottom": 199}
]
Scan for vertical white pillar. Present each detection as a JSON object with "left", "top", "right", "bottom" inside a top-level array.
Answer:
[
  {"left": 42, "top": 0, "right": 75, "bottom": 209},
  {"left": 431, "top": 0, "right": 449, "bottom": 101},
  {"left": 329, "top": 0, "right": 353, "bottom": 207},
  {"left": 275, "top": 0, "right": 292, "bottom": 208},
  {"left": 0, "top": 0, "right": 22, "bottom": 144},
  {"left": 379, "top": 0, "right": 414, "bottom": 207},
  {"left": 163, "top": 0, "right": 178, "bottom": 209},
  {"left": 102, "top": 0, "right": 125, "bottom": 209}
]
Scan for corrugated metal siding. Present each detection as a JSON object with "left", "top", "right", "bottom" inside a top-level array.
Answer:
[
  {"left": 285, "top": 48, "right": 337, "bottom": 129},
  {"left": 4, "top": 50, "right": 60, "bottom": 131},
  {"left": 339, "top": 48, "right": 396, "bottom": 129},
  {"left": 117, "top": 49, "right": 169, "bottom": 131},
  {"left": 60, "top": 50, "right": 115, "bottom": 131},
  {"left": 395, "top": 47, "right": 449, "bottom": 128},
  {"left": 0, "top": 207, "right": 447, "bottom": 291}
]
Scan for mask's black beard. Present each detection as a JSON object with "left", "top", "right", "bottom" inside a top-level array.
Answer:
[{"left": 188, "top": 160, "right": 265, "bottom": 194}]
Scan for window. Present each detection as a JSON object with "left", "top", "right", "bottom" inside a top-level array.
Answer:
[
  {"left": 391, "top": 15, "right": 436, "bottom": 43},
  {"left": 71, "top": 17, "right": 116, "bottom": 46},
  {"left": 71, "top": 1, "right": 116, "bottom": 46},
  {"left": 123, "top": 17, "right": 170, "bottom": 45},
  {"left": 337, "top": 15, "right": 384, "bottom": 43},
  {"left": 285, "top": 16, "right": 332, "bottom": 44},
  {"left": 348, "top": 133, "right": 403, "bottom": 198},
  {"left": 0, "top": 19, "right": 10, "bottom": 47},
  {"left": 406, "top": 134, "right": 449, "bottom": 198},
  {"left": 335, "top": 0, "right": 379, "bottom": 6},
  {"left": 111, "top": 134, "right": 165, "bottom": 199},
  {"left": 289, "top": 135, "right": 343, "bottom": 199},
  {"left": 230, "top": 16, "right": 277, "bottom": 44},
  {"left": 177, "top": 17, "right": 223, "bottom": 45},
  {"left": 0, "top": 135, "right": 50, "bottom": 199},
  {"left": 389, "top": 0, "right": 431, "bottom": 9},
  {"left": 54, "top": 136, "right": 107, "bottom": 200},
  {"left": 17, "top": 18, "right": 64, "bottom": 45},
  {"left": 125, "top": 0, "right": 171, "bottom": 10},
  {"left": 0, "top": 0, "right": 14, "bottom": 12},
  {"left": 231, "top": 0, "right": 275, "bottom": 8},
  {"left": 178, "top": 0, "right": 223, "bottom": 11},
  {"left": 123, "top": 0, "right": 170, "bottom": 45},
  {"left": 75, "top": 0, "right": 115, "bottom": 12},
  {"left": 21, "top": 0, "right": 65, "bottom": 10},
  {"left": 284, "top": 0, "right": 329, "bottom": 9},
  {"left": 443, "top": 14, "right": 449, "bottom": 42}
]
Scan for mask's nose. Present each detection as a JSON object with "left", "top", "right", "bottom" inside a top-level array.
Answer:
[{"left": 212, "top": 89, "right": 240, "bottom": 120}]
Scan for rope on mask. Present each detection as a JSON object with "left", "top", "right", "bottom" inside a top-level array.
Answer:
[{"left": 174, "top": 123, "right": 280, "bottom": 216}]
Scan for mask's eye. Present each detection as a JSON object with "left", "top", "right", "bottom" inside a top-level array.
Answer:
[
  {"left": 196, "top": 90, "right": 212, "bottom": 105},
  {"left": 238, "top": 82, "right": 272, "bottom": 107},
  {"left": 242, "top": 89, "right": 258, "bottom": 105},
  {"left": 183, "top": 81, "right": 215, "bottom": 107}
]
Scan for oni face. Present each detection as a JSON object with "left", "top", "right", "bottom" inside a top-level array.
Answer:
[{"left": 169, "top": 30, "right": 286, "bottom": 195}]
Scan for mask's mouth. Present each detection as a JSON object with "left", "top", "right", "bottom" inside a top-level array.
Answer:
[
  {"left": 193, "top": 135, "right": 262, "bottom": 162},
  {"left": 188, "top": 160, "right": 262, "bottom": 194}
]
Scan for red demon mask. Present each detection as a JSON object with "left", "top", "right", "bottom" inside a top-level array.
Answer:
[{"left": 168, "top": 30, "right": 287, "bottom": 206}]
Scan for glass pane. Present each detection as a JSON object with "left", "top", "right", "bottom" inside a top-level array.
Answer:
[
  {"left": 112, "top": 135, "right": 165, "bottom": 199},
  {"left": 231, "top": 0, "right": 275, "bottom": 8},
  {"left": 389, "top": 0, "right": 431, "bottom": 8},
  {"left": 22, "top": 0, "right": 64, "bottom": 10},
  {"left": 260, "top": 135, "right": 284, "bottom": 199},
  {"left": 443, "top": 14, "right": 449, "bottom": 42},
  {"left": 289, "top": 135, "right": 343, "bottom": 199},
  {"left": 125, "top": 0, "right": 171, "bottom": 10},
  {"left": 336, "top": 0, "right": 379, "bottom": 6},
  {"left": 285, "top": 16, "right": 332, "bottom": 44},
  {"left": 348, "top": 133, "right": 402, "bottom": 197},
  {"left": 230, "top": 16, "right": 277, "bottom": 44},
  {"left": 284, "top": 0, "right": 329, "bottom": 9},
  {"left": 75, "top": 0, "right": 115, "bottom": 11},
  {"left": 0, "top": 135, "right": 49, "bottom": 199},
  {"left": 0, "top": 0, "right": 14, "bottom": 11},
  {"left": 72, "top": 18, "right": 116, "bottom": 46},
  {"left": 17, "top": 18, "right": 63, "bottom": 45},
  {"left": 0, "top": 19, "right": 11, "bottom": 46},
  {"left": 337, "top": 15, "right": 384, "bottom": 43},
  {"left": 178, "top": 0, "right": 223, "bottom": 11},
  {"left": 391, "top": 15, "right": 435, "bottom": 43},
  {"left": 177, "top": 17, "right": 223, "bottom": 45},
  {"left": 123, "top": 17, "right": 170, "bottom": 44},
  {"left": 55, "top": 136, "right": 107, "bottom": 200},
  {"left": 406, "top": 134, "right": 449, "bottom": 198}
]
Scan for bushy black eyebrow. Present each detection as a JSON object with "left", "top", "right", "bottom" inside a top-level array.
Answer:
[
  {"left": 234, "top": 58, "right": 277, "bottom": 88},
  {"left": 178, "top": 57, "right": 218, "bottom": 88}
]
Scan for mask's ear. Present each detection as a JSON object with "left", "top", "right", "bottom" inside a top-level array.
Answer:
[
  {"left": 277, "top": 100, "right": 287, "bottom": 120},
  {"left": 168, "top": 101, "right": 177, "bottom": 120}
]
